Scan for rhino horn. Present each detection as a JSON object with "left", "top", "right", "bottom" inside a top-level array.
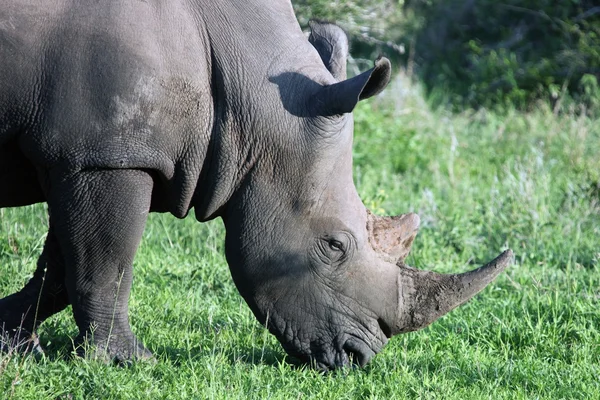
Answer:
[
  {"left": 387, "top": 250, "right": 514, "bottom": 335},
  {"left": 367, "top": 210, "right": 420, "bottom": 264}
]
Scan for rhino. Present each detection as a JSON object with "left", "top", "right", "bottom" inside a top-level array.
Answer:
[{"left": 0, "top": 0, "right": 512, "bottom": 369}]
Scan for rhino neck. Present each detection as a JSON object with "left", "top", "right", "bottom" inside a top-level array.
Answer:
[{"left": 191, "top": 0, "right": 330, "bottom": 222}]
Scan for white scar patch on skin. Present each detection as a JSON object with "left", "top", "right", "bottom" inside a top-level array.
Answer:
[{"left": 112, "top": 75, "right": 161, "bottom": 130}]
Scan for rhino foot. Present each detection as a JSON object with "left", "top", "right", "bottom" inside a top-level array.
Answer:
[{"left": 74, "top": 333, "right": 155, "bottom": 365}]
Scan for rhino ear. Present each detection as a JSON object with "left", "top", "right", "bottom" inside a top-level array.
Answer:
[
  {"left": 308, "top": 20, "right": 349, "bottom": 81},
  {"left": 312, "top": 57, "right": 392, "bottom": 117}
]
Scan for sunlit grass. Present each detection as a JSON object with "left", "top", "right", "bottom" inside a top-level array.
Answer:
[{"left": 1, "top": 75, "right": 599, "bottom": 398}]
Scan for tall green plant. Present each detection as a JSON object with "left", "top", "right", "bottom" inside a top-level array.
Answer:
[{"left": 408, "top": 0, "right": 600, "bottom": 112}]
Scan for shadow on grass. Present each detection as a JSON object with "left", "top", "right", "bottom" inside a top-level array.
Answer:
[
  {"left": 154, "top": 342, "right": 290, "bottom": 368},
  {"left": 35, "top": 324, "right": 78, "bottom": 362},
  {"left": 12, "top": 321, "right": 290, "bottom": 369}
]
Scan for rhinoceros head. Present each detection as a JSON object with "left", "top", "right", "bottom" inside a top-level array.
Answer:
[{"left": 221, "top": 21, "right": 512, "bottom": 370}]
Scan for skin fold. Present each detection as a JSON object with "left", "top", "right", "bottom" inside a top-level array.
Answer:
[{"left": 0, "top": 0, "right": 512, "bottom": 369}]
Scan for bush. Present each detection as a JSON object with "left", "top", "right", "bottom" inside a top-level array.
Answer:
[
  {"left": 292, "top": 0, "right": 407, "bottom": 69},
  {"left": 408, "top": 0, "right": 600, "bottom": 112}
]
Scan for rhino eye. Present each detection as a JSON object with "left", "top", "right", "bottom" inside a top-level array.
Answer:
[
  {"left": 328, "top": 239, "right": 344, "bottom": 252},
  {"left": 313, "top": 233, "right": 352, "bottom": 266}
]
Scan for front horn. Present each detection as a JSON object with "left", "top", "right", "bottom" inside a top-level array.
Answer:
[{"left": 391, "top": 249, "right": 514, "bottom": 335}]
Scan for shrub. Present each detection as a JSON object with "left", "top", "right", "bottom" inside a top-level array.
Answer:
[{"left": 408, "top": 0, "right": 600, "bottom": 112}]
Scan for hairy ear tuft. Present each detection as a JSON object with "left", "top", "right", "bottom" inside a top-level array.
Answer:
[{"left": 358, "top": 57, "right": 392, "bottom": 100}]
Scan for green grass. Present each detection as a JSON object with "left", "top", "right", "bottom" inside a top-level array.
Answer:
[{"left": 1, "top": 74, "right": 599, "bottom": 399}]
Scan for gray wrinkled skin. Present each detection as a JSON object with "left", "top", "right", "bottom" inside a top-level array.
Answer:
[{"left": 0, "top": 0, "right": 512, "bottom": 369}]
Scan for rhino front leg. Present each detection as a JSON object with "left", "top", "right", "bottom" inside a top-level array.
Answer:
[
  {"left": 47, "top": 168, "right": 154, "bottom": 363},
  {"left": 0, "top": 224, "right": 69, "bottom": 354}
]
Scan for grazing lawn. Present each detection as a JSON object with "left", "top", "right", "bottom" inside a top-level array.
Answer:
[{"left": 1, "top": 75, "right": 599, "bottom": 399}]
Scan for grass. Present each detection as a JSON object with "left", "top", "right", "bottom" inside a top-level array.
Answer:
[{"left": 1, "top": 74, "right": 599, "bottom": 399}]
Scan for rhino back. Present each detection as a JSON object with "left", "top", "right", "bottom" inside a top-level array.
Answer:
[{"left": 0, "top": 0, "right": 214, "bottom": 216}]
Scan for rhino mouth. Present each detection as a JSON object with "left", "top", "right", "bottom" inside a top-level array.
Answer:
[
  {"left": 317, "top": 334, "right": 384, "bottom": 370},
  {"left": 278, "top": 327, "right": 387, "bottom": 371}
]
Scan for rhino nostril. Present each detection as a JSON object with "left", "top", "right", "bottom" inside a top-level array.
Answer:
[
  {"left": 342, "top": 343, "right": 361, "bottom": 366},
  {"left": 377, "top": 318, "right": 392, "bottom": 338},
  {"left": 344, "top": 350, "right": 359, "bottom": 367},
  {"left": 343, "top": 338, "right": 375, "bottom": 367}
]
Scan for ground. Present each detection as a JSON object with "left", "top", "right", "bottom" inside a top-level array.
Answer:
[{"left": 1, "top": 74, "right": 599, "bottom": 399}]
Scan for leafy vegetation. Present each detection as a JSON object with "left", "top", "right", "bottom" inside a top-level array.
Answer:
[
  {"left": 293, "top": 0, "right": 406, "bottom": 69},
  {"left": 409, "top": 0, "right": 600, "bottom": 111},
  {"left": 2, "top": 75, "right": 599, "bottom": 399},
  {"left": 294, "top": 1, "right": 600, "bottom": 112}
]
